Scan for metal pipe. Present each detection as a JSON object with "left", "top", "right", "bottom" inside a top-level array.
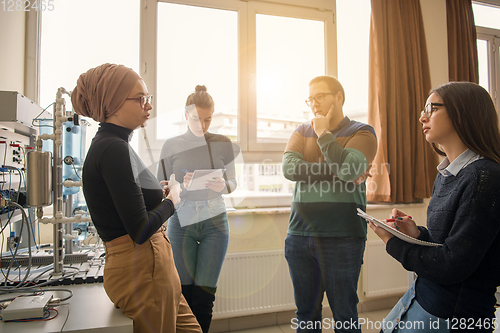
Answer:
[
  {"left": 52, "top": 88, "right": 66, "bottom": 275},
  {"left": 64, "top": 194, "right": 74, "bottom": 254},
  {"left": 39, "top": 214, "right": 92, "bottom": 224}
]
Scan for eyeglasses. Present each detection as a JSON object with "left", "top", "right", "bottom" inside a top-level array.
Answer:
[
  {"left": 305, "top": 92, "right": 336, "bottom": 107},
  {"left": 420, "top": 102, "right": 444, "bottom": 119},
  {"left": 126, "top": 95, "right": 153, "bottom": 109}
]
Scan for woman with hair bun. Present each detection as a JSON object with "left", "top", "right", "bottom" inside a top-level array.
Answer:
[
  {"left": 157, "top": 85, "right": 238, "bottom": 333},
  {"left": 370, "top": 81, "right": 500, "bottom": 332},
  {"left": 72, "top": 63, "right": 201, "bottom": 333}
]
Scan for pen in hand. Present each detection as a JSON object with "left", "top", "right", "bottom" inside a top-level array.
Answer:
[
  {"left": 386, "top": 216, "right": 412, "bottom": 231},
  {"left": 386, "top": 216, "right": 412, "bottom": 222}
]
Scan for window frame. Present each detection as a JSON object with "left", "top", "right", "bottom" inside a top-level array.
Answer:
[
  {"left": 473, "top": 0, "right": 500, "bottom": 112},
  {"left": 140, "top": 0, "right": 337, "bottom": 163},
  {"left": 477, "top": 27, "right": 500, "bottom": 112},
  {"left": 474, "top": 0, "right": 500, "bottom": 7},
  {"left": 25, "top": 10, "right": 41, "bottom": 105},
  {"left": 246, "top": 1, "right": 337, "bottom": 153}
]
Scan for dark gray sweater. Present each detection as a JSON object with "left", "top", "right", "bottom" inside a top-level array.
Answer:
[
  {"left": 157, "top": 129, "right": 238, "bottom": 201},
  {"left": 387, "top": 158, "right": 500, "bottom": 322}
]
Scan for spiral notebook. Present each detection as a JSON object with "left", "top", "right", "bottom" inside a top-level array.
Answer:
[{"left": 357, "top": 208, "right": 442, "bottom": 247}]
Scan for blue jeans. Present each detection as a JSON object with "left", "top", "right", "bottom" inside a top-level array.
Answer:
[
  {"left": 381, "top": 280, "right": 449, "bottom": 333},
  {"left": 285, "top": 235, "right": 365, "bottom": 333},
  {"left": 167, "top": 200, "right": 229, "bottom": 288}
]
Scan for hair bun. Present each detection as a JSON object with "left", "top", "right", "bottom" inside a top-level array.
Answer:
[{"left": 195, "top": 85, "right": 207, "bottom": 93}]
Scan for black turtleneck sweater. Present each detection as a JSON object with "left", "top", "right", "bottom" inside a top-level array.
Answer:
[
  {"left": 82, "top": 123, "right": 174, "bottom": 244},
  {"left": 157, "top": 129, "right": 238, "bottom": 202}
]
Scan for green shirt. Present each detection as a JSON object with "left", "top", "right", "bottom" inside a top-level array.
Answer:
[{"left": 283, "top": 117, "right": 377, "bottom": 237}]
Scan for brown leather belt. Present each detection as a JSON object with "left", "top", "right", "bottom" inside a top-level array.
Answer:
[{"left": 104, "top": 226, "right": 165, "bottom": 248}]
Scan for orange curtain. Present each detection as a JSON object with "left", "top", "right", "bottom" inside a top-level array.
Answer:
[
  {"left": 367, "top": 0, "right": 438, "bottom": 203},
  {"left": 447, "top": 0, "right": 479, "bottom": 83}
]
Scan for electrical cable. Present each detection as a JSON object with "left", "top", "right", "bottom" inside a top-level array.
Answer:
[
  {"left": 0, "top": 214, "right": 11, "bottom": 233},
  {"left": 0, "top": 166, "right": 24, "bottom": 218},
  {"left": 6, "top": 171, "right": 12, "bottom": 219},
  {"left": 1, "top": 202, "right": 31, "bottom": 288},
  {"left": 37, "top": 214, "right": 41, "bottom": 247},
  {"left": 0, "top": 287, "right": 74, "bottom": 303},
  {"left": 19, "top": 266, "right": 80, "bottom": 289},
  {"left": 27, "top": 208, "right": 38, "bottom": 250},
  {"left": 8, "top": 246, "right": 21, "bottom": 283},
  {"left": 18, "top": 168, "right": 38, "bottom": 249},
  {"left": 7, "top": 171, "right": 13, "bottom": 228},
  {"left": 71, "top": 162, "right": 81, "bottom": 180},
  {"left": 6, "top": 167, "right": 23, "bottom": 220},
  {"left": 1, "top": 141, "right": 7, "bottom": 193},
  {"left": 2, "top": 169, "right": 24, "bottom": 284},
  {"left": 0, "top": 219, "right": 6, "bottom": 282},
  {"left": 59, "top": 303, "right": 70, "bottom": 333}
]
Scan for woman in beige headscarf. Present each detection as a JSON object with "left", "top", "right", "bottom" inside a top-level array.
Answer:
[{"left": 72, "top": 63, "right": 201, "bottom": 333}]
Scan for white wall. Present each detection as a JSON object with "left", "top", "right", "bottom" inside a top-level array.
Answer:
[
  {"left": 0, "top": 10, "right": 26, "bottom": 93},
  {"left": 421, "top": 0, "right": 449, "bottom": 88}
]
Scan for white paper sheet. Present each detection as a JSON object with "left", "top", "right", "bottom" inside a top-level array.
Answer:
[{"left": 357, "top": 208, "right": 442, "bottom": 247}]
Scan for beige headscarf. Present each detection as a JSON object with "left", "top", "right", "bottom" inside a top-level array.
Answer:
[{"left": 71, "top": 63, "right": 141, "bottom": 122}]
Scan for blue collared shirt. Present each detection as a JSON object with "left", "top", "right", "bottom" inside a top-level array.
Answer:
[{"left": 437, "top": 149, "right": 482, "bottom": 177}]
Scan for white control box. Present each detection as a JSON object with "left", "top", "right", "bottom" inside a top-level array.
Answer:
[{"left": 1, "top": 294, "right": 53, "bottom": 321}]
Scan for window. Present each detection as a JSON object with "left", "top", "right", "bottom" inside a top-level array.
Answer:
[
  {"left": 473, "top": 2, "right": 500, "bottom": 111},
  {"left": 40, "top": 0, "right": 141, "bottom": 152},
  {"left": 155, "top": 3, "right": 238, "bottom": 141},
  {"left": 255, "top": 14, "right": 325, "bottom": 143},
  {"left": 143, "top": 0, "right": 336, "bottom": 156}
]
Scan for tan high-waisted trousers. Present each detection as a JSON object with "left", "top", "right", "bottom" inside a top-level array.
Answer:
[{"left": 104, "top": 228, "right": 201, "bottom": 333}]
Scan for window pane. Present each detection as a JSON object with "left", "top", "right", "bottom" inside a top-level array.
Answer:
[
  {"left": 227, "top": 162, "right": 294, "bottom": 208},
  {"left": 477, "top": 39, "right": 490, "bottom": 93},
  {"left": 472, "top": 3, "right": 500, "bottom": 29},
  {"left": 156, "top": 3, "right": 238, "bottom": 140},
  {"left": 337, "top": 0, "right": 370, "bottom": 124},
  {"left": 256, "top": 14, "right": 325, "bottom": 143},
  {"left": 40, "top": 0, "right": 140, "bottom": 151}
]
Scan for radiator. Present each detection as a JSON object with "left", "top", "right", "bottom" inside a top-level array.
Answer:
[
  {"left": 213, "top": 250, "right": 296, "bottom": 319},
  {"left": 362, "top": 240, "right": 410, "bottom": 298},
  {"left": 213, "top": 242, "right": 410, "bottom": 318}
]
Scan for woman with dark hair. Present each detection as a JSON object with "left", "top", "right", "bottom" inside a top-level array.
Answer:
[
  {"left": 370, "top": 81, "right": 500, "bottom": 332},
  {"left": 72, "top": 63, "right": 201, "bottom": 333},
  {"left": 157, "top": 85, "right": 238, "bottom": 333}
]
